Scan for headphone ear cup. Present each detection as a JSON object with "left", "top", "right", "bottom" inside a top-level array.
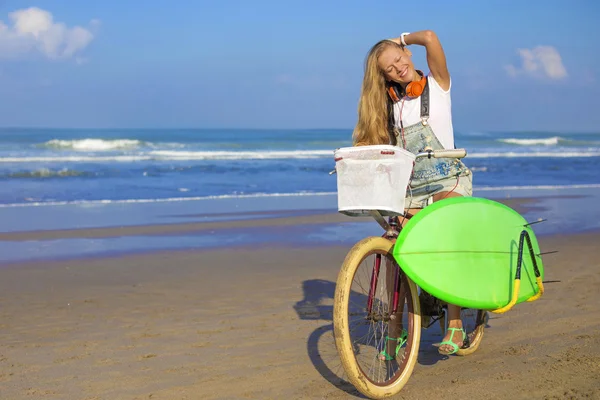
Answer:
[
  {"left": 405, "top": 73, "right": 426, "bottom": 98},
  {"left": 387, "top": 85, "right": 401, "bottom": 103},
  {"left": 406, "top": 81, "right": 423, "bottom": 97}
]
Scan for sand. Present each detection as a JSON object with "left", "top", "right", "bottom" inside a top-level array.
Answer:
[{"left": 1, "top": 219, "right": 599, "bottom": 399}]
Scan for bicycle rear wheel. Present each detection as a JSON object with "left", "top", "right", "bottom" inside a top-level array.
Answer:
[
  {"left": 333, "top": 236, "right": 421, "bottom": 399},
  {"left": 456, "top": 308, "right": 487, "bottom": 356},
  {"left": 434, "top": 306, "right": 487, "bottom": 356}
]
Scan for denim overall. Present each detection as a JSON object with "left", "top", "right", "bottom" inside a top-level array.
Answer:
[{"left": 389, "top": 80, "right": 470, "bottom": 207}]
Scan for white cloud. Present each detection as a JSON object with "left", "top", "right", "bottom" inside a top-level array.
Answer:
[
  {"left": 0, "top": 7, "right": 97, "bottom": 60},
  {"left": 505, "top": 46, "right": 568, "bottom": 80}
]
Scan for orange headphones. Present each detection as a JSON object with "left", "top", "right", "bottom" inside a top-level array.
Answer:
[{"left": 386, "top": 70, "right": 427, "bottom": 102}]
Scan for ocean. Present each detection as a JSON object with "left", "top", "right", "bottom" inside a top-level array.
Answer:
[
  {"left": 0, "top": 127, "right": 599, "bottom": 262},
  {"left": 1, "top": 128, "right": 599, "bottom": 207}
]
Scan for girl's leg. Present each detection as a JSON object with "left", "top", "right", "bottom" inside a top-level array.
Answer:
[
  {"left": 432, "top": 190, "right": 466, "bottom": 353},
  {"left": 399, "top": 209, "right": 421, "bottom": 227},
  {"left": 439, "top": 304, "right": 464, "bottom": 354},
  {"left": 379, "top": 256, "right": 407, "bottom": 360}
]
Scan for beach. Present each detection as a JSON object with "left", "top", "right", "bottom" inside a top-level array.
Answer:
[
  {"left": 1, "top": 126, "right": 599, "bottom": 400},
  {"left": 1, "top": 192, "right": 599, "bottom": 400},
  {"left": 0, "top": 2, "right": 598, "bottom": 398}
]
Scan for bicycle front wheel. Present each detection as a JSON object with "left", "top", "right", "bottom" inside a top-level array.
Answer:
[{"left": 333, "top": 236, "right": 421, "bottom": 399}]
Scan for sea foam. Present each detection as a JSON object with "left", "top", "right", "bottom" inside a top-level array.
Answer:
[
  {"left": 498, "top": 137, "right": 561, "bottom": 146},
  {"left": 44, "top": 139, "right": 143, "bottom": 151}
]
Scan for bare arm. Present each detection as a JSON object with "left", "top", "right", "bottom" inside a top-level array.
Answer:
[{"left": 394, "top": 30, "right": 450, "bottom": 91}]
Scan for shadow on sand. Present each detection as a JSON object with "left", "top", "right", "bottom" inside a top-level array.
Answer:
[{"left": 293, "top": 278, "right": 469, "bottom": 397}]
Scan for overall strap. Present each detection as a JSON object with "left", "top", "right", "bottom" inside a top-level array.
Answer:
[
  {"left": 386, "top": 77, "right": 431, "bottom": 144},
  {"left": 420, "top": 79, "right": 430, "bottom": 125},
  {"left": 418, "top": 80, "right": 455, "bottom": 147}
]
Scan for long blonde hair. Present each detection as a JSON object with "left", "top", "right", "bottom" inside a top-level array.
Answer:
[{"left": 352, "top": 40, "right": 401, "bottom": 146}]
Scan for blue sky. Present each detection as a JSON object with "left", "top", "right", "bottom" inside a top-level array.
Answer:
[{"left": 0, "top": 0, "right": 598, "bottom": 132}]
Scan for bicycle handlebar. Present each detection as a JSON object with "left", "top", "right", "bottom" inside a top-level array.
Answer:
[
  {"left": 415, "top": 148, "right": 467, "bottom": 160},
  {"left": 329, "top": 148, "right": 467, "bottom": 174}
]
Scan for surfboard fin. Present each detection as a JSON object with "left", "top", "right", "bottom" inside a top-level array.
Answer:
[
  {"left": 523, "top": 218, "right": 548, "bottom": 226},
  {"left": 523, "top": 218, "right": 547, "bottom": 227}
]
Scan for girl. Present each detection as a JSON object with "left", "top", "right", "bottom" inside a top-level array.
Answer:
[{"left": 353, "top": 30, "right": 473, "bottom": 356}]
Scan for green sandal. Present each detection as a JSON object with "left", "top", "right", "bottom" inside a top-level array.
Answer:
[
  {"left": 437, "top": 327, "right": 466, "bottom": 355},
  {"left": 379, "top": 330, "right": 408, "bottom": 361}
]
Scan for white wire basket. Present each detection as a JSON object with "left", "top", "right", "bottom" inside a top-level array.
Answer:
[{"left": 334, "top": 145, "right": 416, "bottom": 217}]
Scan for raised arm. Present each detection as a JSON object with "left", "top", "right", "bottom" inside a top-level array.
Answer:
[{"left": 392, "top": 30, "right": 450, "bottom": 91}]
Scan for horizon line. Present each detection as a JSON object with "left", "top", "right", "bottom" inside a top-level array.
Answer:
[{"left": 0, "top": 126, "right": 598, "bottom": 135}]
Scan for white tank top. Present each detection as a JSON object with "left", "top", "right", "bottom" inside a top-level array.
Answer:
[{"left": 392, "top": 73, "right": 454, "bottom": 149}]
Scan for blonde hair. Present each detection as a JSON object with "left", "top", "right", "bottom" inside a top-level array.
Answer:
[{"left": 352, "top": 40, "right": 402, "bottom": 146}]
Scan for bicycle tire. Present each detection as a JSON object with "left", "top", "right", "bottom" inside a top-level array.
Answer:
[
  {"left": 456, "top": 310, "right": 487, "bottom": 356},
  {"left": 333, "top": 236, "right": 421, "bottom": 399}
]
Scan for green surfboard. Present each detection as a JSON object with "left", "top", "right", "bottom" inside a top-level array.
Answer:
[{"left": 392, "top": 197, "right": 544, "bottom": 310}]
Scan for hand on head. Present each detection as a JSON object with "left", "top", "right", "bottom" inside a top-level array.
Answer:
[{"left": 386, "top": 37, "right": 402, "bottom": 46}]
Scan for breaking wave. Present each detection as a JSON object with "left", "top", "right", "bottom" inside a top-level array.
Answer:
[{"left": 42, "top": 139, "right": 144, "bottom": 151}]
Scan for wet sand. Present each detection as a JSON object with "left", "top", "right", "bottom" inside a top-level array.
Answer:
[
  {"left": 0, "top": 197, "right": 535, "bottom": 243},
  {"left": 1, "top": 214, "right": 599, "bottom": 399}
]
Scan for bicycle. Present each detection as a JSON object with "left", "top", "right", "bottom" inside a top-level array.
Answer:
[{"left": 330, "top": 145, "right": 488, "bottom": 399}]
